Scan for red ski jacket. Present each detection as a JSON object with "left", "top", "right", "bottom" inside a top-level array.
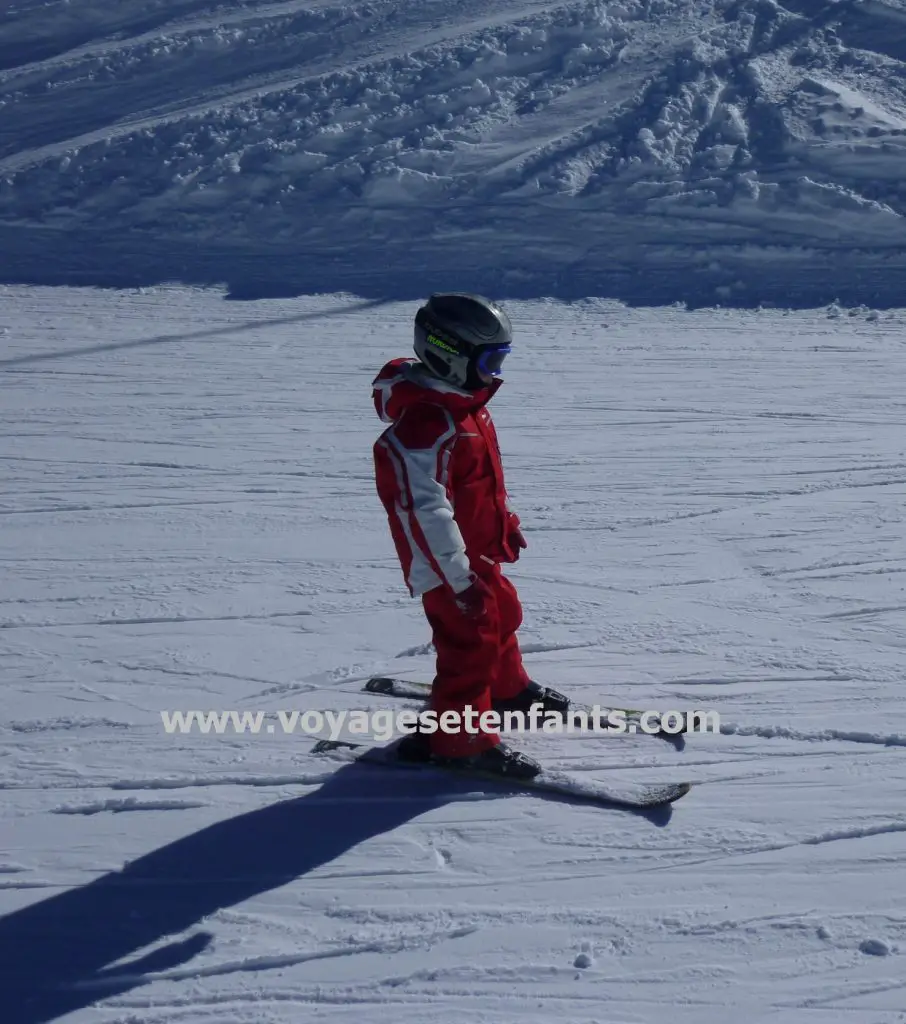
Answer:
[{"left": 372, "top": 358, "right": 523, "bottom": 597}]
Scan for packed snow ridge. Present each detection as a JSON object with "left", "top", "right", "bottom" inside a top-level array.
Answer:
[{"left": 1, "top": 0, "right": 905, "bottom": 303}]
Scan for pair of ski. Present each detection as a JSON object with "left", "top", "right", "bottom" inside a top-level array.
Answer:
[{"left": 313, "top": 676, "right": 692, "bottom": 810}]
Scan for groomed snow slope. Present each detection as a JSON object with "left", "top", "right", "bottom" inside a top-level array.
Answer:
[
  {"left": 2, "top": 287, "right": 906, "bottom": 1022},
  {"left": 1, "top": 0, "right": 906, "bottom": 303}
]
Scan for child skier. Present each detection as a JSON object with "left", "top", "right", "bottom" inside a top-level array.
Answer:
[{"left": 372, "top": 292, "right": 570, "bottom": 780}]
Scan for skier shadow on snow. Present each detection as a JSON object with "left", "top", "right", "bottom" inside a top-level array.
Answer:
[{"left": 0, "top": 757, "right": 673, "bottom": 1024}]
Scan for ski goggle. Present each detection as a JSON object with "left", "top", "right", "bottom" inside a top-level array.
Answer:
[{"left": 475, "top": 345, "right": 511, "bottom": 378}]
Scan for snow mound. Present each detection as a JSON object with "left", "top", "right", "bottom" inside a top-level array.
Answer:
[
  {"left": 1, "top": 0, "right": 905, "bottom": 302},
  {"left": 52, "top": 797, "right": 209, "bottom": 815}
]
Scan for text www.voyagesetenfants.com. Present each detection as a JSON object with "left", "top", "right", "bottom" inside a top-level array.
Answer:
[{"left": 160, "top": 707, "right": 721, "bottom": 742}]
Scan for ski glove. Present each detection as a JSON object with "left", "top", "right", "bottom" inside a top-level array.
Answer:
[
  {"left": 508, "top": 525, "right": 528, "bottom": 559},
  {"left": 453, "top": 575, "right": 494, "bottom": 621}
]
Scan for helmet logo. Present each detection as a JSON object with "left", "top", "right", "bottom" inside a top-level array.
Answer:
[{"left": 426, "top": 332, "right": 459, "bottom": 355}]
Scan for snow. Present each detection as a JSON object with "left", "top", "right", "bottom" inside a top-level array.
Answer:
[
  {"left": 3, "top": 284, "right": 906, "bottom": 1021},
  {"left": 1, "top": 0, "right": 906, "bottom": 303},
  {"left": 2, "top": 0, "right": 906, "bottom": 1015}
]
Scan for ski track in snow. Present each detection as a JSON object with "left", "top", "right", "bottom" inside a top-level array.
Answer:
[{"left": 2, "top": 286, "right": 906, "bottom": 1022}]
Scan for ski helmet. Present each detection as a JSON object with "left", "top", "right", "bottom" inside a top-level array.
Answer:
[{"left": 413, "top": 293, "right": 513, "bottom": 391}]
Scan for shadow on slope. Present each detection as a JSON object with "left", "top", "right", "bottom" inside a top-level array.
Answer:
[
  {"left": 0, "top": 298, "right": 389, "bottom": 368},
  {"left": 3, "top": 223, "right": 906, "bottom": 310},
  {"left": 0, "top": 758, "right": 674, "bottom": 1023},
  {"left": 0, "top": 764, "right": 441, "bottom": 1024}
]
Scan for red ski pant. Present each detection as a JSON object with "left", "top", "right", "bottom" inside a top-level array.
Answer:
[{"left": 421, "top": 564, "right": 531, "bottom": 758}]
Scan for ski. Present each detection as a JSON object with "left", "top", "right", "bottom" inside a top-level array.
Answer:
[
  {"left": 362, "top": 675, "right": 686, "bottom": 747},
  {"left": 313, "top": 738, "right": 691, "bottom": 810}
]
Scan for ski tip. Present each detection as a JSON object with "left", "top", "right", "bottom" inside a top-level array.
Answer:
[
  {"left": 639, "top": 780, "right": 692, "bottom": 804},
  {"left": 639, "top": 780, "right": 692, "bottom": 807},
  {"left": 312, "top": 739, "right": 358, "bottom": 754},
  {"left": 364, "top": 676, "right": 395, "bottom": 694}
]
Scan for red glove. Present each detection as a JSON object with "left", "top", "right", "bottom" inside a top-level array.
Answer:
[
  {"left": 453, "top": 575, "right": 493, "bottom": 621},
  {"left": 508, "top": 525, "right": 527, "bottom": 559}
]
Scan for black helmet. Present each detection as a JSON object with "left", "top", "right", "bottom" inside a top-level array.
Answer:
[{"left": 413, "top": 293, "right": 513, "bottom": 391}]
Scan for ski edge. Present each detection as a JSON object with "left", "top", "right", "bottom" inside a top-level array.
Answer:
[{"left": 313, "top": 738, "right": 692, "bottom": 810}]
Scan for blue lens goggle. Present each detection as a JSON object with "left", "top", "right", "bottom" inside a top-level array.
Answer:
[{"left": 476, "top": 345, "right": 511, "bottom": 377}]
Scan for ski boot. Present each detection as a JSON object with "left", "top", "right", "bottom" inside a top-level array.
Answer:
[
  {"left": 492, "top": 680, "right": 570, "bottom": 720},
  {"left": 396, "top": 730, "right": 432, "bottom": 763},
  {"left": 397, "top": 733, "right": 541, "bottom": 780},
  {"left": 435, "top": 742, "right": 541, "bottom": 780}
]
